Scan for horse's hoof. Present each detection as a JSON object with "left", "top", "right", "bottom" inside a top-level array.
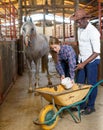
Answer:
[
  {"left": 34, "top": 92, "right": 40, "bottom": 96},
  {"left": 48, "top": 82, "right": 52, "bottom": 85}
]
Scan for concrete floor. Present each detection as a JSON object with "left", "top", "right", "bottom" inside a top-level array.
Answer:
[{"left": 0, "top": 62, "right": 103, "bottom": 130}]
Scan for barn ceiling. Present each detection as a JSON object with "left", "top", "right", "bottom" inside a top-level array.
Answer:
[{"left": 0, "top": 0, "right": 103, "bottom": 21}]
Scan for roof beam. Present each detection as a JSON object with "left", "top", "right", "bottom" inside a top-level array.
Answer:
[{"left": 22, "top": 4, "right": 74, "bottom": 9}]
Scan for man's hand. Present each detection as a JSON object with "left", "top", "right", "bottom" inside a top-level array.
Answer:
[
  {"left": 75, "top": 62, "right": 85, "bottom": 70},
  {"left": 75, "top": 52, "right": 99, "bottom": 71}
]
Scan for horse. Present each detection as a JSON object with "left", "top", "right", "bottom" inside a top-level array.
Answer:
[{"left": 21, "top": 18, "right": 52, "bottom": 92}]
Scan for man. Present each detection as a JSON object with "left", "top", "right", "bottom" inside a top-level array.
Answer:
[
  {"left": 71, "top": 9, "right": 101, "bottom": 115},
  {"left": 50, "top": 43, "right": 76, "bottom": 82}
]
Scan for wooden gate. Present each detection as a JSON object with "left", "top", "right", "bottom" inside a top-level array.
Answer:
[{"left": 0, "top": 41, "right": 18, "bottom": 104}]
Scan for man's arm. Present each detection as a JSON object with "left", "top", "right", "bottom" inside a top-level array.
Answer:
[
  {"left": 63, "top": 41, "right": 78, "bottom": 46},
  {"left": 75, "top": 52, "right": 99, "bottom": 70}
]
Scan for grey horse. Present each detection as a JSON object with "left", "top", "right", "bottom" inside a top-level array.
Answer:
[{"left": 21, "top": 18, "right": 52, "bottom": 92}]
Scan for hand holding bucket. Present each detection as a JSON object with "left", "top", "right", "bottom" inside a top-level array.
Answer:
[{"left": 61, "top": 77, "right": 74, "bottom": 89}]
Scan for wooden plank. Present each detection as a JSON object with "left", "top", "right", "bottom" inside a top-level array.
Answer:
[
  {"left": 0, "top": 55, "right": 3, "bottom": 104},
  {"left": 99, "top": 38, "right": 103, "bottom": 82}
]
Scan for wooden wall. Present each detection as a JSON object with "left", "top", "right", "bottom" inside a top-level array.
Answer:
[
  {"left": 0, "top": 41, "right": 18, "bottom": 104},
  {"left": 99, "top": 38, "right": 103, "bottom": 81}
]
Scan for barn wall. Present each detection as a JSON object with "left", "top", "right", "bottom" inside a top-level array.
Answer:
[
  {"left": 36, "top": 26, "right": 53, "bottom": 40},
  {"left": 0, "top": 41, "right": 18, "bottom": 104},
  {"left": 99, "top": 38, "right": 103, "bottom": 81}
]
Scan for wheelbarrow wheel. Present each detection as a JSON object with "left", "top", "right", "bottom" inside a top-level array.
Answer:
[{"left": 39, "top": 104, "right": 59, "bottom": 130}]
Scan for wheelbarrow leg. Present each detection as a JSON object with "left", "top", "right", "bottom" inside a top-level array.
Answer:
[{"left": 67, "top": 105, "right": 81, "bottom": 123}]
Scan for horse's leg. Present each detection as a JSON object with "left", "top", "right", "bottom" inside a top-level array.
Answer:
[
  {"left": 35, "top": 60, "right": 40, "bottom": 88},
  {"left": 26, "top": 60, "right": 34, "bottom": 92},
  {"left": 45, "top": 55, "right": 52, "bottom": 86}
]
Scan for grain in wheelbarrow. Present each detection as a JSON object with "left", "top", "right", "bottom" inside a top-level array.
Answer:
[{"left": 35, "top": 84, "right": 92, "bottom": 106}]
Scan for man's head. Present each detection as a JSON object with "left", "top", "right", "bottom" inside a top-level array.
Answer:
[{"left": 71, "top": 9, "right": 90, "bottom": 28}]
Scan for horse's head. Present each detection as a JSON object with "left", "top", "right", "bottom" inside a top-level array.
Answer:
[{"left": 21, "top": 20, "right": 36, "bottom": 47}]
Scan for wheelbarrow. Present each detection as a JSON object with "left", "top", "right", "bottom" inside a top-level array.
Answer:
[{"left": 33, "top": 80, "right": 103, "bottom": 130}]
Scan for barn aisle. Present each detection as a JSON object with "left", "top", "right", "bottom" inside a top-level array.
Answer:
[{"left": 0, "top": 61, "right": 103, "bottom": 130}]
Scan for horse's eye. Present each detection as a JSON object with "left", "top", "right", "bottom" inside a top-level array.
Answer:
[
  {"left": 23, "top": 28, "right": 25, "bottom": 32},
  {"left": 31, "top": 28, "right": 34, "bottom": 31}
]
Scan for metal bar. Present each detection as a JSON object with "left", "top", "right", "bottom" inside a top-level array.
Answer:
[
  {"left": 9, "top": 0, "right": 12, "bottom": 39},
  {"left": 83, "top": 0, "right": 97, "bottom": 8},
  {"left": 52, "top": 97, "right": 57, "bottom": 112},
  {"left": 18, "top": 0, "right": 23, "bottom": 37},
  {"left": 98, "top": 0, "right": 102, "bottom": 37},
  {"left": 12, "top": 5, "right": 16, "bottom": 38}
]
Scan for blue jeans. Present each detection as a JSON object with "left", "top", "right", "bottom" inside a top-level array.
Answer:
[
  {"left": 76, "top": 59, "right": 100, "bottom": 109},
  {"left": 61, "top": 60, "right": 70, "bottom": 77}
]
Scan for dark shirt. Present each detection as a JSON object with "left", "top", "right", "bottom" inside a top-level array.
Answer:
[{"left": 56, "top": 45, "right": 76, "bottom": 80}]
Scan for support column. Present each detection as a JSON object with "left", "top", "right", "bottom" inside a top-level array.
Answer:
[
  {"left": 18, "top": 0, "right": 22, "bottom": 36},
  {"left": 98, "top": 0, "right": 102, "bottom": 37},
  {"left": 18, "top": 0, "right": 24, "bottom": 75},
  {"left": 74, "top": 0, "right": 79, "bottom": 41},
  {"left": 43, "top": 9, "right": 46, "bottom": 35}
]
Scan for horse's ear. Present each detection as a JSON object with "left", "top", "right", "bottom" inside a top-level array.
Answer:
[
  {"left": 24, "top": 16, "right": 27, "bottom": 22},
  {"left": 29, "top": 17, "right": 33, "bottom": 23}
]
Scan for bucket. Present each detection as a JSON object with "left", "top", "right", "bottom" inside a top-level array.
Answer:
[{"left": 61, "top": 77, "right": 73, "bottom": 89}]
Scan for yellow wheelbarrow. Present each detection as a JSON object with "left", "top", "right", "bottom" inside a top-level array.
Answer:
[{"left": 33, "top": 80, "right": 103, "bottom": 130}]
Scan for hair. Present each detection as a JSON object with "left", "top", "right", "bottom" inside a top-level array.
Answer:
[
  {"left": 49, "top": 36, "right": 60, "bottom": 45},
  {"left": 49, "top": 36, "right": 60, "bottom": 63}
]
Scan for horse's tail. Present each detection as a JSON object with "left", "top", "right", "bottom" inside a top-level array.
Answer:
[{"left": 41, "top": 55, "right": 47, "bottom": 73}]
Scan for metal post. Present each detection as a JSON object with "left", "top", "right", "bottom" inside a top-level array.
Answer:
[
  {"left": 9, "top": 0, "right": 12, "bottom": 39},
  {"left": 98, "top": 0, "right": 102, "bottom": 37},
  {"left": 18, "top": 0, "right": 24, "bottom": 75},
  {"left": 43, "top": 9, "right": 46, "bottom": 35},
  {"left": 54, "top": 14, "right": 56, "bottom": 37},
  {"left": 74, "top": 0, "right": 79, "bottom": 41},
  {"left": 63, "top": 9, "right": 65, "bottom": 42},
  {"left": 62, "top": 0, "right": 65, "bottom": 42},
  {"left": 18, "top": 0, "right": 22, "bottom": 37}
]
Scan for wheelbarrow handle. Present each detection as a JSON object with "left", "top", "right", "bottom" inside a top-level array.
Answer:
[
  {"left": 91, "top": 79, "right": 103, "bottom": 89},
  {"left": 77, "top": 79, "right": 103, "bottom": 105}
]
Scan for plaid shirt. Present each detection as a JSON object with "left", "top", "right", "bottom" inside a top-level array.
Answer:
[{"left": 56, "top": 45, "right": 76, "bottom": 80}]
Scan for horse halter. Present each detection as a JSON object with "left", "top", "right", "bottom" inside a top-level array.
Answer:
[{"left": 24, "top": 34, "right": 33, "bottom": 47}]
